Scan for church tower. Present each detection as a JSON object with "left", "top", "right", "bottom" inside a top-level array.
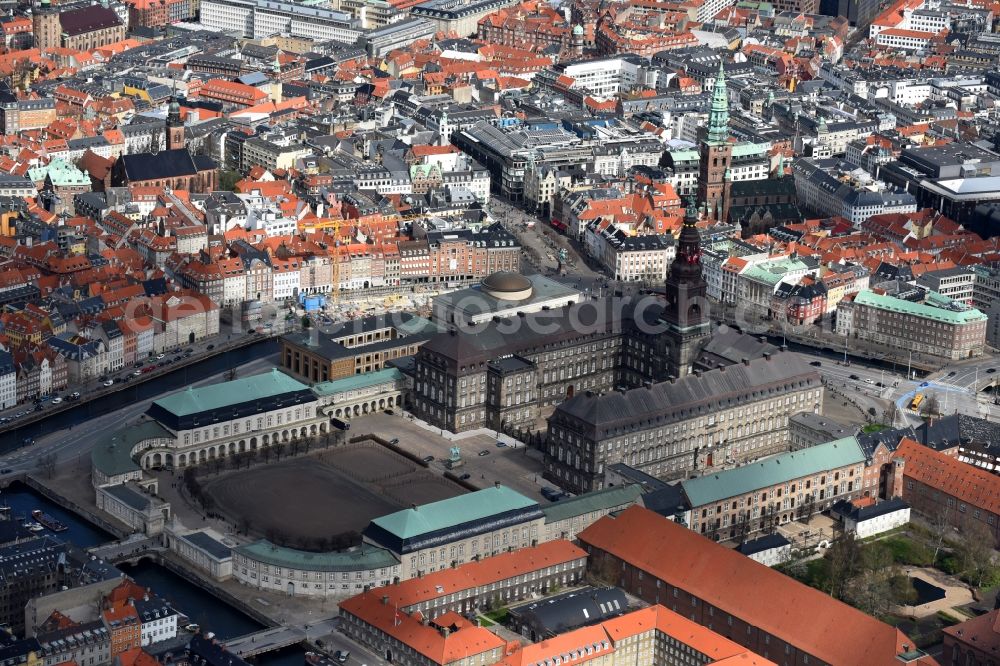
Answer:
[
  {"left": 166, "top": 98, "right": 184, "bottom": 151},
  {"left": 663, "top": 196, "right": 711, "bottom": 378},
  {"left": 697, "top": 60, "right": 733, "bottom": 222},
  {"left": 32, "top": 0, "right": 61, "bottom": 51}
]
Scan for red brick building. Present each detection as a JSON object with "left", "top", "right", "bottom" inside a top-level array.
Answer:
[
  {"left": 942, "top": 608, "right": 1000, "bottom": 666},
  {"left": 578, "top": 506, "right": 934, "bottom": 666},
  {"left": 895, "top": 438, "right": 1000, "bottom": 546}
]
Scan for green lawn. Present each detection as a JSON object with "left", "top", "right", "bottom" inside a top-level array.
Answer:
[{"left": 861, "top": 424, "right": 889, "bottom": 433}]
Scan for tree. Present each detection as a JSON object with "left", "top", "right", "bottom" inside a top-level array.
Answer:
[
  {"left": 274, "top": 441, "right": 287, "bottom": 461},
  {"left": 219, "top": 169, "right": 240, "bottom": 191},
  {"left": 301, "top": 315, "right": 311, "bottom": 329},
  {"left": 236, "top": 517, "right": 251, "bottom": 535},
  {"left": 261, "top": 446, "right": 272, "bottom": 463},
  {"left": 36, "top": 452, "right": 58, "bottom": 479},
  {"left": 884, "top": 401, "right": 899, "bottom": 428},
  {"left": 927, "top": 505, "right": 954, "bottom": 564},
  {"left": 845, "top": 542, "right": 896, "bottom": 617},
  {"left": 958, "top": 519, "right": 997, "bottom": 588},
  {"left": 921, "top": 393, "right": 941, "bottom": 418},
  {"left": 826, "top": 532, "right": 862, "bottom": 599}
]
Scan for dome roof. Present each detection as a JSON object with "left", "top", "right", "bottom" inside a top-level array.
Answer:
[
  {"left": 573, "top": 24, "right": 584, "bottom": 35},
  {"left": 481, "top": 272, "right": 533, "bottom": 299}
]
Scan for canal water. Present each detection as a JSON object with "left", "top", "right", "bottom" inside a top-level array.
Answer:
[
  {"left": 6, "top": 484, "right": 306, "bottom": 666},
  {"left": 0, "top": 338, "right": 277, "bottom": 453},
  {"left": 2, "top": 481, "right": 114, "bottom": 547}
]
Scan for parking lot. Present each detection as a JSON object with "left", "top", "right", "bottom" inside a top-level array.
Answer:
[{"left": 348, "top": 412, "right": 551, "bottom": 502}]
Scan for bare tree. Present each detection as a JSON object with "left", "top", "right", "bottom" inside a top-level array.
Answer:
[
  {"left": 921, "top": 393, "right": 941, "bottom": 418},
  {"left": 958, "top": 518, "right": 997, "bottom": 588},
  {"left": 883, "top": 401, "right": 899, "bottom": 428},
  {"left": 36, "top": 453, "right": 58, "bottom": 479},
  {"left": 827, "top": 532, "right": 862, "bottom": 599},
  {"left": 845, "top": 542, "right": 896, "bottom": 617},
  {"left": 927, "top": 505, "right": 954, "bottom": 564}
]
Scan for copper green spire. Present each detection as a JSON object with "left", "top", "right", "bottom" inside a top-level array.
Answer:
[{"left": 707, "top": 59, "right": 729, "bottom": 144}]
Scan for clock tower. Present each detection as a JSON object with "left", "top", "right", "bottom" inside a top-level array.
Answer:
[
  {"left": 663, "top": 196, "right": 711, "bottom": 378},
  {"left": 698, "top": 59, "right": 733, "bottom": 222}
]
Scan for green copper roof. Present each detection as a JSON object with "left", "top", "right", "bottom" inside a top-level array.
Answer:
[
  {"left": 682, "top": 436, "right": 866, "bottom": 507},
  {"left": 741, "top": 257, "right": 812, "bottom": 287},
  {"left": 91, "top": 420, "right": 173, "bottom": 477},
  {"left": 235, "top": 540, "right": 399, "bottom": 572},
  {"left": 542, "top": 484, "right": 643, "bottom": 524},
  {"left": 28, "top": 158, "right": 89, "bottom": 187},
  {"left": 707, "top": 59, "right": 729, "bottom": 144},
  {"left": 312, "top": 368, "right": 404, "bottom": 397},
  {"left": 369, "top": 485, "right": 536, "bottom": 540},
  {"left": 853, "top": 289, "right": 987, "bottom": 325},
  {"left": 153, "top": 369, "right": 311, "bottom": 418},
  {"left": 731, "top": 142, "right": 769, "bottom": 158}
]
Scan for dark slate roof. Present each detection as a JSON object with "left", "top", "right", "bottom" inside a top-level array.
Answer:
[
  {"left": 912, "top": 413, "right": 1000, "bottom": 451},
  {"left": 420, "top": 297, "right": 631, "bottom": 365},
  {"left": 508, "top": 587, "right": 628, "bottom": 636},
  {"left": 179, "top": 531, "right": 232, "bottom": 560},
  {"left": 143, "top": 277, "right": 169, "bottom": 296},
  {"left": 186, "top": 634, "right": 250, "bottom": 666},
  {"left": 120, "top": 149, "right": 197, "bottom": 181},
  {"left": 857, "top": 427, "right": 912, "bottom": 458},
  {"left": 695, "top": 328, "right": 777, "bottom": 370},
  {"left": 736, "top": 533, "right": 791, "bottom": 556},
  {"left": 59, "top": 6, "right": 121, "bottom": 36},
  {"left": 731, "top": 176, "right": 797, "bottom": 198},
  {"left": 640, "top": 483, "right": 689, "bottom": 518},
  {"left": 553, "top": 351, "right": 819, "bottom": 437},
  {"left": 832, "top": 497, "right": 909, "bottom": 522}
]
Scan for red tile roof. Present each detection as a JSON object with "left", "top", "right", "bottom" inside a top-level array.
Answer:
[
  {"left": 896, "top": 438, "right": 1000, "bottom": 515},
  {"left": 577, "top": 506, "right": 935, "bottom": 666}
]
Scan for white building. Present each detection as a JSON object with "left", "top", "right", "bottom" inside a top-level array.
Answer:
[
  {"left": 0, "top": 352, "right": 16, "bottom": 409},
  {"left": 584, "top": 221, "right": 675, "bottom": 283},
  {"left": 832, "top": 498, "right": 911, "bottom": 539},
  {"left": 736, "top": 534, "right": 793, "bottom": 567}
]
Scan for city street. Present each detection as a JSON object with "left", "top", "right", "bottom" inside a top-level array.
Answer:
[
  {"left": 488, "top": 198, "right": 601, "bottom": 279},
  {"left": 0, "top": 355, "right": 278, "bottom": 474}
]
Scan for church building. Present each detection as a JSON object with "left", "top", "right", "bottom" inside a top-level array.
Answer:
[{"left": 109, "top": 99, "right": 218, "bottom": 193}]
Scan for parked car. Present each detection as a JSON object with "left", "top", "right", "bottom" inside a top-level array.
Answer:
[
  {"left": 389, "top": 438, "right": 399, "bottom": 445},
  {"left": 207, "top": 344, "right": 215, "bottom": 350},
  {"left": 495, "top": 441, "right": 507, "bottom": 448},
  {"left": 70, "top": 392, "right": 81, "bottom": 400},
  {"left": 51, "top": 397, "right": 62, "bottom": 405},
  {"left": 157, "top": 353, "right": 165, "bottom": 359},
  {"left": 478, "top": 450, "right": 490, "bottom": 457},
  {"left": 103, "top": 380, "right": 114, "bottom": 387},
  {"left": 809, "top": 361, "right": 822, "bottom": 367},
  {"left": 334, "top": 651, "right": 350, "bottom": 664},
  {"left": 988, "top": 368, "right": 997, "bottom": 374},
  {"left": 133, "top": 370, "right": 142, "bottom": 377},
  {"left": 0, "top": 469, "right": 11, "bottom": 474},
  {"left": 849, "top": 374, "right": 860, "bottom": 381},
  {"left": 459, "top": 473, "right": 471, "bottom": 480},
  {"left": 422, "top": 455, "right": 434, "bottom": 463}
]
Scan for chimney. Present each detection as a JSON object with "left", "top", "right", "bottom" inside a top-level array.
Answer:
[
  {"left": 440, "top": 627, "right": 450, "bottom": 638},
  {"left": 382, "top": 595, "right": 389, "bottom": 605},
  {"left": 758, "top": 335, "right": 767, "bottom": 344},
  {"left": 741, "top": 358, "right": 750, "bottom": 366},
  {"left": 411, "top": 503, "right": 418, "bottom": 511},
  {"left": 718, "top": 364, "right": 726, "bottom": 372},
  {"left": 494, "top": 481, "right": 501, "bottom": 489},
  {"left": 694, "top": 369, "right": 702, "bottom": 377},
  {"left": 780, "top": 344, "right": 788, "bottom": 352},
  {"left": 764, "top": 352, "right": 772, "bottom": 361},
  {"left": 668, "top": 375, "right": 676, "bottom": 383}
]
